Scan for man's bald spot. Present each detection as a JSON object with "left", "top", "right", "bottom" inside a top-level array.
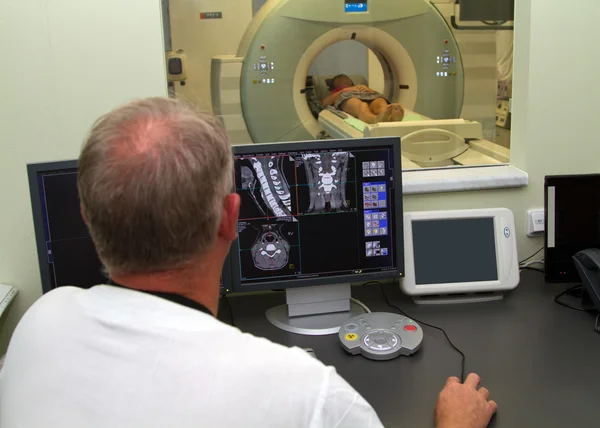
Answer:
[{"left": 109, "top": 116, "right": 176, "bottom": 160}]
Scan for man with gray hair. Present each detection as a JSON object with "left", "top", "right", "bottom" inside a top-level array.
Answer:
[{"left": 0, "top": 98, "right": 497, "bottom": 428}]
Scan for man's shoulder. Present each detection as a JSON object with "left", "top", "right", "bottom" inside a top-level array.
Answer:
[{"left": 26, "top": 285, "right": 85, "bottom": 314}]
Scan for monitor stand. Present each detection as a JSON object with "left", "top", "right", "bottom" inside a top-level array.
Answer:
[
  {"left": 413, "top": 292, "right": 504, "bottom": 305},
  {"left": 265, "top": 284, "right": 366, "bottom": 336}
]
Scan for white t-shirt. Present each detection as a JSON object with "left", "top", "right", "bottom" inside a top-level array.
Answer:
[{"left": 0, "top": 285, "right": 384, "bottom": 428}]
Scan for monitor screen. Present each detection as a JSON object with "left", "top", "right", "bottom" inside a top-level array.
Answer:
[
  {"left": 412, "top": 218, "right": 498, "bottom": 285},
  {"left": 231, "top": 138, "right": 403, "bottom": 292},
  {"left": 27, "top": 161, "right": 230, "bottom": 294}
]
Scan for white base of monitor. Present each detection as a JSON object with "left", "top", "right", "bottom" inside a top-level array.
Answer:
[
  {"left": 412, "top": 292, "right": 504, "bottom": 305},
  {"left": 266, "top": 284, "right": 366, "bottom": 336}
]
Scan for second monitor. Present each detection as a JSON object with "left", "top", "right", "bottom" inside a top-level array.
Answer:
[{"left": 231, "top": 137, "right": 404, "bottom": 334}]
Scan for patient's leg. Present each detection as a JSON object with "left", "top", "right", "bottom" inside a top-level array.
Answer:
[{"left": 339, "top": 98, "right": 389, "bottom": 124}]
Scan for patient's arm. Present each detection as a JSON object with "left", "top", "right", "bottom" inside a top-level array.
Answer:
[
  {"left": 322, "top": 87, "right": 352, "bottom": 107},
  {"left": 354, "top": 85, "right": 377, "bottom": 93}
]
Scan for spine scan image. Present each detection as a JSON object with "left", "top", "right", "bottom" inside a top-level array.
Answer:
[
  {"left": 251, "top": 223, "right": 291, "bottom": 271},
  {"left": 302, "top": 152, "right": 350, "bottom": 213},
  {"left": 248, "top": 156, "right": 292, "bottom": 217}
]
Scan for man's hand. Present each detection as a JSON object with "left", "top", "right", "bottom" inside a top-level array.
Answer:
[{"left": 434, "top": 373, "right": 498, "bottom": 428}]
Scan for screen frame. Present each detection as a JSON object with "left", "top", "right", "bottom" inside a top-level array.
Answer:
[
  {"left": 230, "top": 137, "right": 404, "bottom": 294},
  {"left": 401, "top": 208, "right": 519, "bottom": 296},
  {"left": 544, "top": 174, "right": 600, "bottom": 282},
  {"left": 28, "top": 160, "right": 79, "bottom": 294},
  {"left": 27, "top": 159, "right": 233, "bottom": 295}
]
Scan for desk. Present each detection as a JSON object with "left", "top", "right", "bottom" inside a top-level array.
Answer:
[{"left": 220, "top": 271, "right": 600, "bottom": 428}]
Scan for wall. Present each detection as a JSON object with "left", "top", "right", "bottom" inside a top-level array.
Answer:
[
  {"left": 0, "top": 0, "right": 168, "bottom": 352},
  {"left": 169, "top": 0, "right": 253, "bottom": 111}
]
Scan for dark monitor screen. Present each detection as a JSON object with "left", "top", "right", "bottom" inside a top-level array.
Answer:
[
  {"left": 413, "top": 218, "right": 498, "bottom": 285},
  {"left": 231, "top": 137, "right": 404, "bottom": 293},
  {"left": 545, "top": 174, "right": 600, "bottom": 282},
  {"left": 27, "top": 161, "right": 231, "bottom": 294}
]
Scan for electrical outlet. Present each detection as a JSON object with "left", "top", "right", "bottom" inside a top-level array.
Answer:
[{"left": 527, "top": 209, "right": 545, "bottom": 237}]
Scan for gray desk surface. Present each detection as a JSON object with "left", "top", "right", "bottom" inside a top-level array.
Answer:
[{"left": 220, "top": 271, "right": 600, "bottom": 428}]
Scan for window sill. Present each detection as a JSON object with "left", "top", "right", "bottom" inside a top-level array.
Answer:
[{"left": 402, "top": 165, "right": 528, "bottom": 195}]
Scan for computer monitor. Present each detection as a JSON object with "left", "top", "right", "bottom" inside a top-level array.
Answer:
[
  {"left": 231, "top": 137, "right": 404, "bottom": 334},
  {"left": 27, "top": 160, "right": 232, "bottom": 294},
  {"left": 545, "top": 174, "right": 600, "bottom": 282}
]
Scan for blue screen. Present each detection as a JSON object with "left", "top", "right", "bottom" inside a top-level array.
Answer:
[{"left": 345, "top": 2, "right": 368, "bottom": 13}]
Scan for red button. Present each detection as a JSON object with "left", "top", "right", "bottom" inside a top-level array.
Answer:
[{"left": 404, "top": 325, "right": 417, "bottom": 332}]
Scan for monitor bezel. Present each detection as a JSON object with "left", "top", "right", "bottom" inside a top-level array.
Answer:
[
  {"left": 230, "top": 137, "right": 404, "bottom": 294},
  {"left": 27, "top": 160, "right": 79, "bottom": 294},
  {"left": 401, "top": 208, "right": 519, "bottom": 296},
  {"left": 27, "top": 159, "right": 234, "bottom": 295}
]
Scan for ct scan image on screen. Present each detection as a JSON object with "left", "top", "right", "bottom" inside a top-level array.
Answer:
[
  {"left": 412, "top": 217, "right": 498, "bottom": 285},
  {"left": 233, "top": 146, "right": 398, "bottom": 285}
]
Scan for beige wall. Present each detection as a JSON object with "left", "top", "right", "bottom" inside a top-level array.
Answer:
[
  {"left": 169, "top": 0, "right": 253, "bottom": 111},
  {"left": 2, "top": 0, "right": 600, "bottom": 354},
  {"left": 0, "top": 0, "right": 168, "bottom": 352}
]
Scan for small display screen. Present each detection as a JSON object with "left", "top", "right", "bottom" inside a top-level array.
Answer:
[
  {"left": 412, "top": 218, "right": 498, "bottom": 285},
  {"left": 168, "top": 58, "right": 183, "bottom": 75},
  {"left": 345, "top": 1, "right": 368, "bottom": 13}
]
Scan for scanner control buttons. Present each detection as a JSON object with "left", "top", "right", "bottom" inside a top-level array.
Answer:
[
  {"left": 345, "top": 323, "right": 358, "bottom": 332},
  {"left": 363, "top": 330, "right": 399, "bottom": 352}
]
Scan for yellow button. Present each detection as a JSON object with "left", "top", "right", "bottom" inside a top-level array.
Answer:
[{"left": 345, "top": 333, "right": 358, "bottom": 341}]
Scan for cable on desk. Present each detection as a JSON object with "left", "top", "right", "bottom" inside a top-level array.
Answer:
[
  {"left": 519, "top": 247, "right": 544, "bottom": 265},
  {"left": 350, "top": 297, "right": 371, "bottom": 313},
  {"left": 554, "top": 285, "right": 585, "bottom": 312},
  {"left": 520, "top": 259, "right": 544, "bottom": 269},
  {"left": 520, "top": 266, "right": 545, "bottom": 274},
  {"left": 595, "top": 315, "right": 600, "bottom": 334},
  {"left": 223, "top": 295, "right": 236, "bottom": 326},
  {"left": 376, "top": 282, "right": 466, "bottom": 383}
]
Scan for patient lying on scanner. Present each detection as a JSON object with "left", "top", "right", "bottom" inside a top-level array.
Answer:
[{"left": 321, "top": 74, "right": 405, "bottom": 124}]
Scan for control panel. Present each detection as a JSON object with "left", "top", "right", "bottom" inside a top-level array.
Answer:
[
  {"left": 436, "top": 40, "right": 458, "bottom": 78},
  {"left": 339, "top": 312, "right": 423, "bottom": 360},
  {"left": 252, "top": 51, "right": 277, "bottom": 85}
]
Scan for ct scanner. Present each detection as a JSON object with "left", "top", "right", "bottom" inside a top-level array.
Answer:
[{"left": 210, "top": 0, "right": 509, "bottom": 169}]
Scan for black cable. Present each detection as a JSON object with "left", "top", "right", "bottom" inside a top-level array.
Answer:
[
  {"left": 595, "top": 315, "right": 600, "bottom": 334},
  {"left": 376, "top": 282, "right": 466, "bottom": 382},
  {"left": 554, "top": 285, "right": 585, "bottom": 312},
  {"left": 519, "top": 247, "right": 544, "bottom": 265},
  {"left": 223, "top": 295, "right": 236, "bottom": 326}
]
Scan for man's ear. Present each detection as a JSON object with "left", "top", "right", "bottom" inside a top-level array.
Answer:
[
  {"left": 218, "top": 194, "right": 240, "bottom": 242},
  {"left": 80, "top": 204, "right": 88, "bottom": 225}
]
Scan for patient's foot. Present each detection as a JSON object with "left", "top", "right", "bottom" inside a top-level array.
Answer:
[
  {"left": 387, "top": 104, "right": 405, "bottom": 122},
  {"left": 374, "top": 105, "right": 393, "bottom": 123}
]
